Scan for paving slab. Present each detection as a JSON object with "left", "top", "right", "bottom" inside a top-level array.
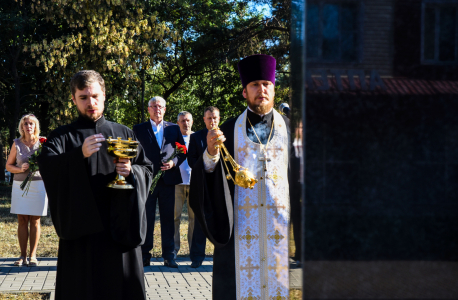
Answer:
[{"left": 0, "top": 256, "right": 302, "bottom": 299}]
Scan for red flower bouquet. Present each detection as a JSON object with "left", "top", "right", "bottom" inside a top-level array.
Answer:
[
  {"left": 150, "top": 142, "right": 187, "bottom": 194},
  {"left": 20, "top": 137, "right": 47, "bottom": 196}
]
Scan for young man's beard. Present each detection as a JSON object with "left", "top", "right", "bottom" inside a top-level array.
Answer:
[
  {"left": 246, "top": 91, "right": 274, "bottom": 115},
  {"left": 78, "top": 108, "right": 103, "bottom": 122}
]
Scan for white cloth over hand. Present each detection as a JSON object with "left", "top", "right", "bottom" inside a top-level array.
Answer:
[{"left": 203, "top": 148, "right": 220, "bottom": 172}]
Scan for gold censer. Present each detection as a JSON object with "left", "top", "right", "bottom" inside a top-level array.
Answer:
[{"left": 106, "top": 136, "right": 138, "bottom": 189}]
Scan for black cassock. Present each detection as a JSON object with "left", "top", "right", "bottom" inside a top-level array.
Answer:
[
  {"left": 38, "top": 116, "right": 152, "bottom": 300},
  {"left": 189, "top": 110, "right": 290, "bottom": 300}
]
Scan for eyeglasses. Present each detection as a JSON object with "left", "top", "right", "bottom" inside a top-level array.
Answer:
[{"left": 149, "top": 105, "right": 165, "bottom": 109}]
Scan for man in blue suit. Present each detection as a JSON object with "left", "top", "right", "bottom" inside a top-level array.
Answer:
[
  {"left": 184, "top": 106, "right": 219, "bottom": 267},
  {"left": 133, "top": 96, "right": 186, "bottom": 268},
  {"left": 175, "top": 109, "right": 220, "bottom": 268},
  {"left": 187, "top": 106, "right": 220, "bottom": 168}
]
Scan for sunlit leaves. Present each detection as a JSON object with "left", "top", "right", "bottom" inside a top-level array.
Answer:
[
  {"left": 5, "top": 0, "right": 290, "bottom": 132},
  {"left": 22, "top": 0, "right": 176, "bottom": 128}
]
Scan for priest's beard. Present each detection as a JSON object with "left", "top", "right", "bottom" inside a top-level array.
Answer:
[{"left": 246, "top": 89, "right": 274, "bottom": 115}]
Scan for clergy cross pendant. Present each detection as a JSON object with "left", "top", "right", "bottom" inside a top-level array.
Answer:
[{"left": 259, "top": 156, "right": 271, "bottom": 172}]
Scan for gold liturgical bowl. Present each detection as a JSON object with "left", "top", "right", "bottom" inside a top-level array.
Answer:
[{"left": 106, "top": 136, "right": 139, "bottom": 189}]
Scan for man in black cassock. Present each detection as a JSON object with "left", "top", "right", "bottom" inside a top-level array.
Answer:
[
  {"left": 189, "top": 55, "right": 291, "bottom": 300},
  {"left": 38, "top": 70, "right": 152, "bottom": 300}
]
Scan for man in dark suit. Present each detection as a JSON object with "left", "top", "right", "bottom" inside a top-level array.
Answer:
[
  {"left": 187, "top": 106, "right": 220, "bottom": 169},
  {"left": 181, "top": 107, "right": 220, "bottom": 267},
  {"left": 133, "top": 96, "right": 186, "bottom": 268}
]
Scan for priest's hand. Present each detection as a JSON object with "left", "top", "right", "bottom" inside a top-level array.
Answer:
[
  {"left": 115, "top": 157, "right": 131, "bottom": 177},
  {"left": 82, "top": 134, "right": 106, "bottom": 158},
  {"left": 207, "top": 129, "right": 225, "bottom": 156}
]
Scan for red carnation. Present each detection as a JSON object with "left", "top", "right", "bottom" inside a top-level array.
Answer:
[
  {"left": 175, "top": 142, "right": 187, "bottom": 154},
  {"left": 39, "top": 137, "right": 47, "bottom": 144},
  {"left": 151, "top": 142, "right": 187, "bottom": 194}
]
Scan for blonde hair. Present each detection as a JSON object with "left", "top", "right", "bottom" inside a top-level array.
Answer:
[{"left": 18, "top": 114, "right": 40, "bottom": 141}]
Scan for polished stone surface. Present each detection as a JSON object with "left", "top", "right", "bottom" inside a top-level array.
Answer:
[{"left": 304, "top": 96, "right": 458, "bottom": 261}]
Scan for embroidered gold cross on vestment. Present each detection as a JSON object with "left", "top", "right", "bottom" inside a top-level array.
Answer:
[
  {"left": 270, "top": 288, "right": 288, "bottom": 300},
  {"left": 266, "top": 197, "right": 286, "bottom": 219},
  {"left": 240, "top": 288, "right": 260, "bottom": 300},
  {"left": 268, "top": 169, "right": 283, "bottom": 185},
  {"left": 239, "top": 228, "right": 259, "bottom": 248},
  {"left": 240, "top": 257, "right": 260, "bottom": 280},
  {"left": 267, "top": 256, "right": 288, "bottom": 281},
  {"left": 239, "top": 196, "right": 258, "bottom": 218},
  {"left": 267, "top": 229, "right": 285, "bottom": 246},
  {"left": 269, "top": 146, "right": 284, "bottom": 160}
]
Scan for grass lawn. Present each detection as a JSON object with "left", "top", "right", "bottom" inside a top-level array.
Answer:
[
  {"left": 0, "top": 293, "right": 49, "bottom": 300},
  {"left": 0, "top": 184, "right": 214, "bottom": 258},
  {"left": 290, "top": 289, "right": 303, "bottom": 299}
]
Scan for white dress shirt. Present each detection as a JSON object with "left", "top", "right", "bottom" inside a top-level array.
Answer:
[
  {"left": 179, "top": 134, "right": 192, "bottom": 185},
  {"left": 150, "top": 119, "right": 164, "bottom": 147}
]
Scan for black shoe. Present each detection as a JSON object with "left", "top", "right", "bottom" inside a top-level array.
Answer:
[
  {"left": 289, "top": 260, "right": 301, "bottom": 269},
  {"left": 164, "top": 259, "right": 178, "bottom": 268},
  {"left": 143, "top": 259, "right": 150, "bottom": 267},
  {"left": 190, "top": 261, "right": 202, "bottom": 268}
]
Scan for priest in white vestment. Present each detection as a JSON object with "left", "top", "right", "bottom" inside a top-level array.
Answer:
[{"left": 189, "top": 54, "right": 291, "bottom": 300}]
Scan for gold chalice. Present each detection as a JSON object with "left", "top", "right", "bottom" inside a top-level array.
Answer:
[{"left": 106, "top": 136, "right": 139, "bottom": 189}]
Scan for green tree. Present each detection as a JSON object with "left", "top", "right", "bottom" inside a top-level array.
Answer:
[
  {"left": 0, "top": 0, "right": 53, "bottom": 179},
  {"left": 24, "top": 0, "right": 176, "bottom": 129},
  {"left": 5, "top": 0, "right": 291, "bottom": 132},
  {"left": 140, "top": 0, "right": 291, "bottom": 126}
]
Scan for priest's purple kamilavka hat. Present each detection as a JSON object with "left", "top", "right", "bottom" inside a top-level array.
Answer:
[{"left": 237, "top": 54, "right": 276, "bottom": 87}]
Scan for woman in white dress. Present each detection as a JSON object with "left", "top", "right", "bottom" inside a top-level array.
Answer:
[{"left": 6, "top": 114, "right": 48, "bottom": 267}]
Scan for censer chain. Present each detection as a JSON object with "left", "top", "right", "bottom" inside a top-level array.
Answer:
[
  {"left": 217, "top": 142, "right": 238, "bottom": 182},
  {"left": 213, "top": 127, "right": 240, "bottom": 183}
]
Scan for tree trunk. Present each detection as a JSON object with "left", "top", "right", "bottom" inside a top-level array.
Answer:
[
  {"left": 8, "top": 53, "right": 21, "bottom": 147},
  {"left": 39, "top": 100, "right": 51, "bottom": 136},
  {"left": 0, "top": 141, "right": 5, "bottom": 181}
]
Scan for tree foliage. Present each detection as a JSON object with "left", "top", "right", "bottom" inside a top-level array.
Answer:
[
  {"left": 0, "top": 0, "right": 291, "bottom": 148},
  {"left": 24, "top": 0, "right": 178, "bottom": 129}
]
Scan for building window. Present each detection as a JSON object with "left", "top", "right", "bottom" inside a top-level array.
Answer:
[
  {"left": 422, "top": 1, "right": 458, "bottom": 64},
  {"left": 307, "top": 1, "right": 362, "bottom": 63}
]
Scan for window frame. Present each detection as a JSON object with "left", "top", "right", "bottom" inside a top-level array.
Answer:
[
  {"left": 421, "top": 0, "right": 458, "bottom": 65},
  {"left": 306, "top": 0, "right": 364, "bottom": 64}
]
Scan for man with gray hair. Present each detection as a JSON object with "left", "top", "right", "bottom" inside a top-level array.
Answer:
[{"left": 133, "top": 96, "right": 186, "bottom": 268}]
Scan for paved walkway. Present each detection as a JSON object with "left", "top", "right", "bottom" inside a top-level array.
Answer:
[{"left": 0, "top": 257, "right": 302, "bottom": 299}]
